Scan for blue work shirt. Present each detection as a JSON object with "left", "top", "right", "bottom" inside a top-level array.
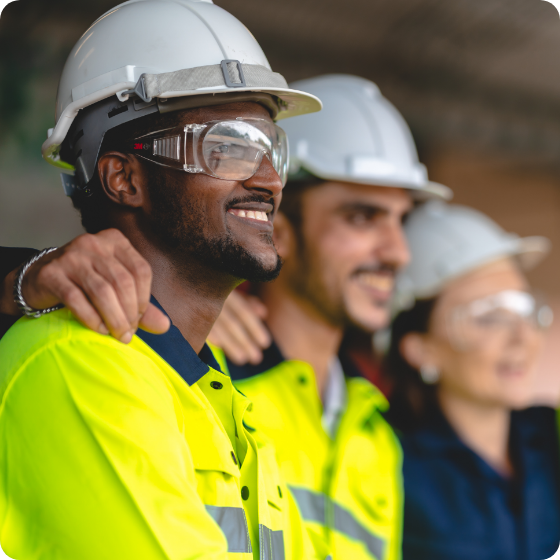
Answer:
[{"left": 400, "top": 406, "right": 560, "bottom": 560}]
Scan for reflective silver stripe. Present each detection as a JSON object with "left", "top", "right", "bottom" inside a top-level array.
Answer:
[
  {"left": 205, "top": 505, "right": 252, "bottom": 554},
  {"left": 143, "top": 63, "right": 288, "bottom": 98},
  {"left": 289, "top": 486, "right": 326, "bottom": 524},
  {"left": 333, "top": 503, "right": 386, "bottom": 560},
  {"left": 289, "top": 486, "right": 386, "bottom": 560},
  {"left": 259, "top": 525, "right": 285, "bottom": 560}
]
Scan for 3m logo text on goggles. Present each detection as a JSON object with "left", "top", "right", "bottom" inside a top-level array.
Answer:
[{"left": 130, "top": 117, "right": 288, "bottom": 186}]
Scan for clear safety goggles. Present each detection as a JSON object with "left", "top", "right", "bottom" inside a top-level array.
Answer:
[
  {"left": 447, "top": 290, "right": 553, "bottom": 351},
  {"left": 130, "top": 117, "right": 288, "bottom": 186}
]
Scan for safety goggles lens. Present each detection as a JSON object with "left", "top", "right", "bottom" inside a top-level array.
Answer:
[
  {"left": 201, "top": 121, "right": 271, "bottom": 181},
  {"left": 447, "top": 290, "right": 553, "bottom": 350},
  {"left": 131, "top": 118, "right": 288, "bottom": 186}
]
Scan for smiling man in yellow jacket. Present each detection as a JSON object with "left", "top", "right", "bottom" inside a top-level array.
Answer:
[{"left": 0, "top": 1, "right": 330, "bottom": 559}]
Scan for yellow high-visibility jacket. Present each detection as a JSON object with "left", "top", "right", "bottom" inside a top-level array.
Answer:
[
  {"left": 213, "top": 345, "right": 403, "bottom": 560},
  {"left": 0, "top": 309, "right": 325, "bottom": 560}
]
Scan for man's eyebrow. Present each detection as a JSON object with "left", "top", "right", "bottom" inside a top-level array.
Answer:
[{"left": 336, "top": 202, "right": 391, "bottom": 215}]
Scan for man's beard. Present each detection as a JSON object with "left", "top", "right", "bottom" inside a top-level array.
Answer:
[
  {"left": 288, "top": 230, "right": 394, "bottom": 331},
  {"left": 286, "top": 230, "right": 349, "bottom": 328},
  {"left": 147, "top": 172, "right": 282, "bottom": 283}
]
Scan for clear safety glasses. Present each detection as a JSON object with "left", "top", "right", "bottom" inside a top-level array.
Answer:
[
  {"left": 447, "top": 290, "right": 553, "bottom": 351},
  {"left": 130, "top": 117, "right": 288, "bottom": 186}
]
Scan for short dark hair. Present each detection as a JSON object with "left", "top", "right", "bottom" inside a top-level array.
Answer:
[
  {"left": 278, "top": 175, "right": 325, "bottom": 245},
  {"left": 383, "top": 297, "right": 439, "bottom": 433}
]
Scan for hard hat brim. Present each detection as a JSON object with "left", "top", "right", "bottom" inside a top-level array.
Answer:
[
  {"left": 407, "top": 181, "right": 453, "bottom": 202},
  {"left": 408, "top": 235, "right": 551, "bottom": 301},
  {"left": 289, "top": 163, "right": 453, "bottom": 201},
  {"left": 515, "top": 235, "right": 551, "bottom": 270}
]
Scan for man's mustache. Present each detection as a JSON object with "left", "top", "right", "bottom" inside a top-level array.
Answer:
[
  {"left": 352, "top": 264, "right": 399, "bottom": 277},
  {"left": 226, "top": 195, "right": 276, "bottom": 213}
]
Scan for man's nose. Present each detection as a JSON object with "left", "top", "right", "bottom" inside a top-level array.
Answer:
[
  {"left": 507, "top": 318, "right": 541, "bottom": 347},
  {"left": 242, "top": 154, "right": 283, "bottom": 198},
  {"left": 377, "top": 220, "right": 411, "bottom": 270}
]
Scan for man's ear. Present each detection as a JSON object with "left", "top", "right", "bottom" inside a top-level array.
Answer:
[
  {"left": 97, "top": 152, "right": 147, "bottom": 208},
  {"left": 272, "top": 212, "right": 296, "bottom": 260},
  {"left": 400, "top": 333, "right": 439, "bottom": 370}
]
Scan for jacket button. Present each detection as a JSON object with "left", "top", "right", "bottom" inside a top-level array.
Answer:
[
  {"left": 231, "top": 451, "right": 238, "bottom": 465},
  {"left": 298, "top": 375, "right": 307, "bottom": 385},
  {"left": 278, "top": 486, "right": 283, "bottom": 498},
  {"left": 210, "top": 381, "right": 223, "bottom": 390},
  {"left": 241, "top": 486, "right": 250, "bottom": 500}
]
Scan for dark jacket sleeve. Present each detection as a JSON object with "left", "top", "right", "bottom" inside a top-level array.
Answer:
[
  {"left": 0, "top": 247, "right": 38, "bottom": 283},
  {"left": 0, "top": 246, "right": 39, "bottom": 339}
]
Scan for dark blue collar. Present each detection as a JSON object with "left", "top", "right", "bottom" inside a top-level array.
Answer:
[
  {"left": 136, "top": 295, "right": 222, "bottom": 385},
  {"left": 226, "top": 335, "right": 365, "bottom": 382},
  {"left": 227, "top": 339, "right": 285, "bottom": 381}
]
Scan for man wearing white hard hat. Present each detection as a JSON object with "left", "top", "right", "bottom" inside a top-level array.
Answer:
[
  {"left": 0, "top": 73, "right": 450, "bottom": 560},
  {"left": 384, "top": 201, "right": 560, "bottom": 560},
  {"left": 0, "top": 1, "right": 334, "bottom": 559},
  {"left": 207, "top": 74, "right": 452, "bottom": 560}
]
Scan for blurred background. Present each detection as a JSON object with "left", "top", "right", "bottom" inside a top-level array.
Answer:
[{"left": 1, "top": 0, "right": 560, "bottom": 401}]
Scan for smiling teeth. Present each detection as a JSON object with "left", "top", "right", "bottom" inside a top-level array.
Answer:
[
  {"left": 356, "top": 272, "right": 394, "bottom": 291},
  {"left": 229, "top": 209, "right": 268, "bottom": 222}
]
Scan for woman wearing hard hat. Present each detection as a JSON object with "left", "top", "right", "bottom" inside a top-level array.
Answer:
[{"left": 384, "top": 200, "right": 560, "bottom": 560}]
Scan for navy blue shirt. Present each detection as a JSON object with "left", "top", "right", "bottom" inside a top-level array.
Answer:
[{"left": 401, "top": 406, "right": 560, "bottom": 560}]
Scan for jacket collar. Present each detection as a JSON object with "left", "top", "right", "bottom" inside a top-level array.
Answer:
[
  {"left": 227, "top": 339, "right": 285, "bottom": 381},
  {"left": 227, "top": 335, "right": 367, "bottom": 383},
  {"left": 136, "top": 295, "right": 222, "bottom": 386}
]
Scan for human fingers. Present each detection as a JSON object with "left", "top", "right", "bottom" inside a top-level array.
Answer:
[
  {"left": 214, "top": 305, "right": 265, "bottom": 364},
  {"left": 92, "top": 256, "right": 141, "bottom": 333},
  {"left": 103, "top": 229, "right": 153, "bottom": 318},
  {"left": 76, "top": 266, "right": 136, "bottom": 343},
  {"left": 245, "top": 294, "right": 269, "bottom": 319},
  {"left": 29, "top": 265, "right": 110, "bottom": 335},
  {"left": 224, "top": 291, "right": 271, "bottom": 350},
  {"left": 27, "top": 246, "right": 164, "bottom": 341},
  {"left": 43, "top": 242, "right": 138, "bottom": 341},
  {"left": 138, "top": 303, "right": 171, "bottom": 334},
  {"left": 208, "top": 321, "right": 259, "bottom": 365},
  {"left": 24, "top": 231, "right": 155, "bottom": 341}
]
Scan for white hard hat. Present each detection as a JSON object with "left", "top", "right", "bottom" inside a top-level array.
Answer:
[
  {"left": 397, "top": 200, "right": 551, "bottom": 301},
  {"left": 281, "top": 74, "right": 452, "bottom": 200},
  {"left": 43, "top": 0, "right": 321, "bottom": 186}
]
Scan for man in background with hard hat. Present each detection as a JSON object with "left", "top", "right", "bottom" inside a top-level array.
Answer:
[
  {"left": 0, "top": 1, "right": 330, "bottom": 559},
  {"left": 0, "top": 74, "right": 451, "bottom": 560},
  {"left": 209, "top": 74, "right": 451, "bottom": 560}
]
